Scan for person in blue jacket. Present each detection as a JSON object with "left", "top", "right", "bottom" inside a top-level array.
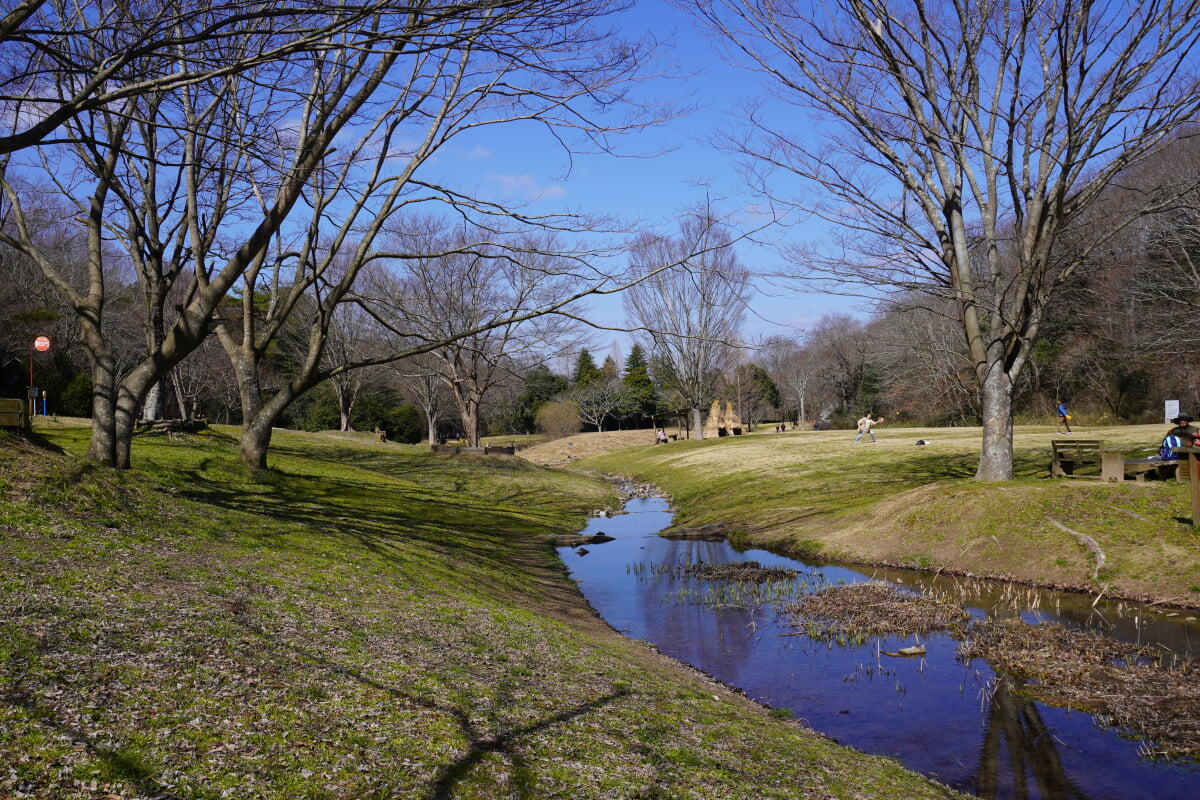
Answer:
[{"left": 1056, "top": 400, "right": 1071, "bottom": 434}]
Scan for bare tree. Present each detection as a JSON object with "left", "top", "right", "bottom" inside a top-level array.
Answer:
[
  {"left": 688, "top": 0, "right": 1200, "bottom": 479},
  {"left": 203, "top": 2, "right": 671, "bottom": 468},
  {"left": 318, "top": 301, "right": 383, "bottom": 432},
  {"left": 803, "top": 313, "right": 877, "bottom": 415},
  {"left": 569, "top": 375, "right": 627, "bottom": 431},
  {"left": 387, "top": 353, "right": 456, "bottom": 445},
  {"left": 2, "top": 7, "right": 417, "bottom": 467},
  {"left": 759, "top": 335, "right": 815, "bottom": 426},
  {"left": 4, "top": 2, "right": 664, "bottom": 469},
  {"left": 870, "top": 298, "right": 979, "bottom": 424},
  {"left": 366, "top": 225, "right": 585, "bottom": 448},
  {"left": 0, "top": 0, "right": 388, "bottom": 155},
  {"left": 623, "top": 210, "right": 750, "bottom": 437}
]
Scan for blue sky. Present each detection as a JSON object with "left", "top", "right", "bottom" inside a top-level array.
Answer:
[{"left": 423, "top": 1, "right": 866, "bottom": 358}]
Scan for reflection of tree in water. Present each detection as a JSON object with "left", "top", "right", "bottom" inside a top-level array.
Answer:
[{"left": 975, "top": 674, "right": 1089, "bottom": 800}]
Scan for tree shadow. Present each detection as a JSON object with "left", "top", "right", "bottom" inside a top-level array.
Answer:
[
  {"left": 226, "top": 610, "right": 631, "bottom": 799},
  {"left": 4, "top": 689, "right": 190, "bottom": 799},
  {"left": 4, "top": 428, "right": 66, "bottom": 454}
]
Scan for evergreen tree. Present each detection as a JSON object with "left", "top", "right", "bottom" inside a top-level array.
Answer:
[
  {"left": 572, "top": 349, "right": 604, "bottom": 388},
  {"left": 602, "top": 354, "right": 620, "bottom": 379},
  {"left": 620, "top": 344, "right": 656, "bottom": 428}
]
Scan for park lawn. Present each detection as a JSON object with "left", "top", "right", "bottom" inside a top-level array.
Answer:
[
  {"left": 0, "top": 421, "right": 965, "bottom": 800},
  {"left": 581, "top": 423, "right": 1200, "bottom": 607}
]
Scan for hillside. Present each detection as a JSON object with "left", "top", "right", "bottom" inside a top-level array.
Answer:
[
  {"left": 519, "top": 427, "right": 664, "bottom": 467},
  {"left": 0, "top": 422, "right": 964, "bottom": 800}
]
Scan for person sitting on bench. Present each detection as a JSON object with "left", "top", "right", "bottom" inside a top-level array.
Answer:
[
  {"left": 1159, "top": 414, "right": 1200, "bottom": 459},
  {"left": 1168, "top": 414, "right": 1199, "bottom": 441}
]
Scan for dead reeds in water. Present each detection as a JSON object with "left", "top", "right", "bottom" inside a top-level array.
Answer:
[
  {"left": 781, "top": 582, "right": 971, "bottom": 642},
  {"left": 960, "top": 618, "right": 1200, "bottom": 760}
]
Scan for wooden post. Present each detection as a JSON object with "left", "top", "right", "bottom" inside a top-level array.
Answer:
[
  {"left": 1191, "top": 451, "right": 1200, "bottom": 527},
  {"left": 1171, "top": 446, "right": 1200, "bottom": 526}
]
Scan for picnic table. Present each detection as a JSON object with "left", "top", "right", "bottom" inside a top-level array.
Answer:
[
  {"left": 1052, "top": 439, "right": 1179, "bottom": 482},
  {"left": 1100, "top": 453, "right": 1178, "bottom": 483},
  {"left": 1050, "top": 439, "right": 1104, "bottom": 478}
]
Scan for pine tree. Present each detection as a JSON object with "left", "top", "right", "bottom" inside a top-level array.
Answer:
[
  {"left": 573, "top": 349, "right": 604, "bottom": 389},
  {"left": 620, "top": 344, "right": 656, "bottom": 427}
]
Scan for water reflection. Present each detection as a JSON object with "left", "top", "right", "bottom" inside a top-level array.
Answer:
[
  {"left": 976, "top": 674, "right": 1088, "bottom": 800},
  {"left": 560, "top": 496, "right": 1200, "bottom": 800}
]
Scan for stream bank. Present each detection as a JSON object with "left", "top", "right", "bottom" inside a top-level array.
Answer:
[{"left": 558, "top": 489, "right": 1200, "bottom": 800}]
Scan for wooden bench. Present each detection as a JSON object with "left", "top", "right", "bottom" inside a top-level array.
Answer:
[
  {"left": 1050, "top": 439, "right": 1104, "bottom": 478},
  {"left": 1100, "top": 453, "right": 1178, "bottom": 483},
  {"left": 0, "top": 398, "right": 23, "bottom": 427}
]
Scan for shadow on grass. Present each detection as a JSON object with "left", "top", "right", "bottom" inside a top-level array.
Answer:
[
  {"left": 0, "top": 428, "right": 67, "bottom": 456},
  {"left": 229, "top": 609, "right": 630, "bottom": 800},
  {"left": 165, "top": 444, "right": 585, "bottom": 607},
  {"left": 5, "top": 690, "right": 195, "bottom": 800},
  {"left": 425, "top": 687, "right": 630, "bottom": 800}
]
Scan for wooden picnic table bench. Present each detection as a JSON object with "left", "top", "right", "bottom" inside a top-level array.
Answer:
[
  {"left": 1052, "top": 439, "right": 1180, "bottom": 482},
  {"left": 1050, "top": 439, "right": 1104, "bottom": 478},
  {"left": 1100, "top": 453, "right": 1178, "bottom": 483}
]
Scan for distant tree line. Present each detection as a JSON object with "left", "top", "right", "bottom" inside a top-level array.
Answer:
[
  {"left": 5, "top": 1, "right": 1200, "bottom": 478},
  {"left": 8, "top": 126, "right": 1200, "bottom": 443}
]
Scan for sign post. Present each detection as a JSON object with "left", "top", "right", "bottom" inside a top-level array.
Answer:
[{"left": 27, "top": 335, "right": 50, "bottom": 430}]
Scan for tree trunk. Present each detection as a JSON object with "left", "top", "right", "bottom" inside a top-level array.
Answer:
[
  {"left": 142, "top": 381, "right": 162, "bottom": 422},
  {"left": 691, "top": 406, "right": 704, "bottom": 439},
  {"left": 426, "top": 409, "right": 438, "bottom": 445},
  {"left": 79, "top": 309, "right": 121, "bottom": 465},
  {"left": 240, "top": 417, "right": 274, "bottom": 471},
  {"left": 338, "top": 384, "right": 354, "bottom": 431},
  {"left": 976, "top": 363, "right": 1015, "bottom": 481},
  {"left": 462, "top": 403, "right": 480, "bottom": 447},
  {"left": 170, "top": 371, "right": 189, "bottom": 420},
  {"left": 87, "top": 358, "right": 118, "bottom": 466},
  {"left": 232, "top": 352, "right": 263, "bottom": 438},
  {"left": 114, "top": 391, "right": 139, "bottom": 470}
]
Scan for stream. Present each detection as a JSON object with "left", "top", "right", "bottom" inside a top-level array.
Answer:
[{"left": 556, "top": 495, "right": 1200, "bottom": 800}]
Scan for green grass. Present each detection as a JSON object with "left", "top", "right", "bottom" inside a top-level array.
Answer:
[
  {"left": 0, "top": 423, "right": 965, "bottom": 799},
  {"left": 582, "top": 423, "right": 1200, "bottom": 605}
]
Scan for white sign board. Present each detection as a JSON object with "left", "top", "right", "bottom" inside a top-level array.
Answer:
[{"left": 1165, "top": 399, "right": 1180, "bottom": 424}]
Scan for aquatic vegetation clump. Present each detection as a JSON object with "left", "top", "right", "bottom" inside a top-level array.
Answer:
[
  {"left": 782, "top": 582, "right": 971, "bottom": 641},
  {"left": 628, "top": 558, "right": 816, "bottom": 609}
]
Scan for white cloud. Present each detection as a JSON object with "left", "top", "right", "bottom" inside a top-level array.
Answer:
[{"left": 488, "top": 172, "right": 566, "bottom": 202}]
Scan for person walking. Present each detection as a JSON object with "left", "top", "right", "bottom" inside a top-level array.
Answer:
[
  {"left": 1056, "top": 400, "right": 1071, "bottom": 434},
  {"left": 854, "top": 413, "right": 882, "bottom": 443}
]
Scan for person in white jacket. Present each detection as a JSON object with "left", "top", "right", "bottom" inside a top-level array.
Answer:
[{"left": 854, "top": 414, "right": 882, "bottom": 443}]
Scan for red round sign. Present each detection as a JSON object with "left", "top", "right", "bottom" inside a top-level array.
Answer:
[{"left": 33, "top": 335, "right": 51, "bottom": 352}]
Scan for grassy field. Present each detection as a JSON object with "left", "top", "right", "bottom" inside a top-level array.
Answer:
[
  {"left": 0, "top": 420, "right": 966, "bottom": 800},
  {"left": 579, "top": 422, "right": 1200, "bottom": 607}
]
